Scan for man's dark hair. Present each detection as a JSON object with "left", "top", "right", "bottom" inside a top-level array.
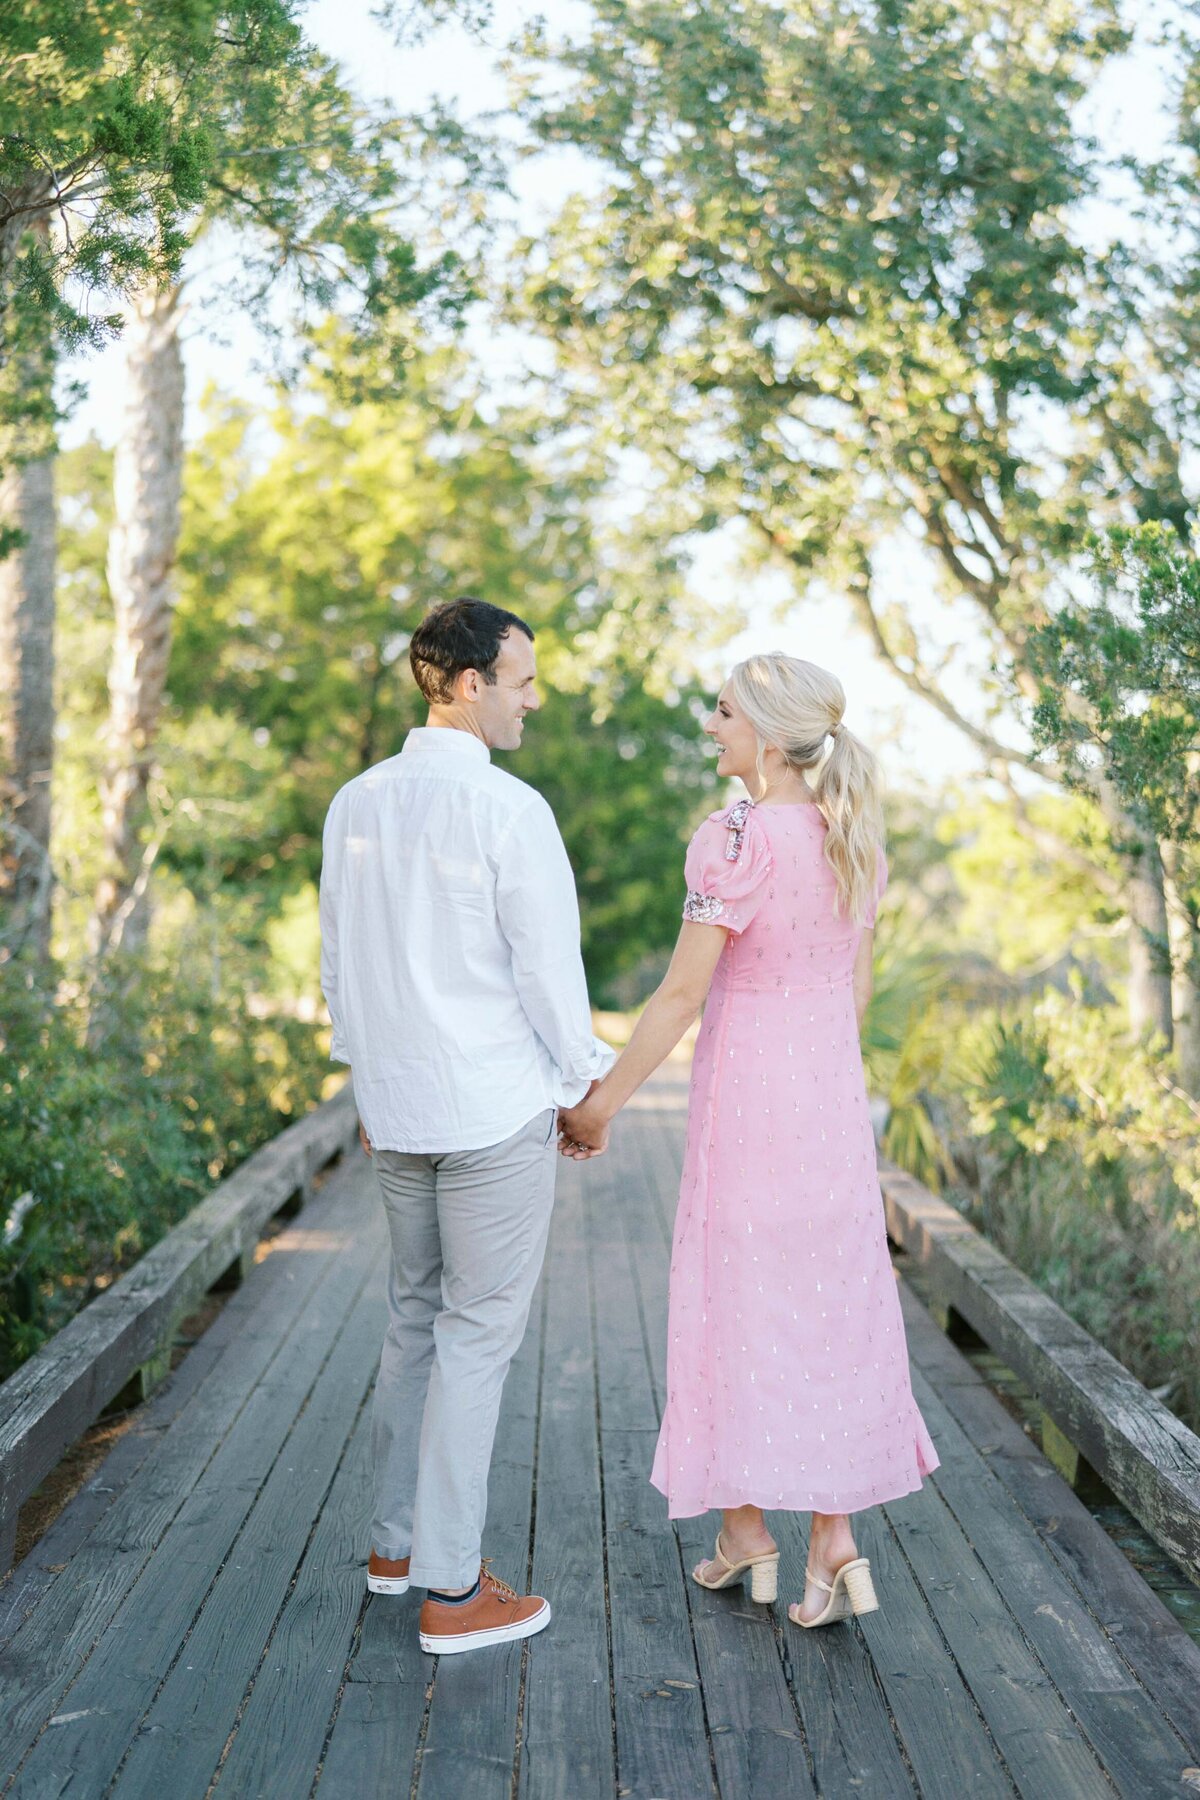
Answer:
[{"left": 409, "top": 596, "right": 535, "bottom": 705}]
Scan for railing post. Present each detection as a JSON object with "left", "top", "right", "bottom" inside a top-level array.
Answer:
[{"left": 1040, "top": 1411, "right": 1080, "bottom": 1488}]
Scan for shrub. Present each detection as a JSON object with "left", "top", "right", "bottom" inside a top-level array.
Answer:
[
  {"left": 0, "top": 962, "right": 331, "bottom": 1381},
  {"left": 931, "top": 987, "right": 1200, "bottom": 1431}
]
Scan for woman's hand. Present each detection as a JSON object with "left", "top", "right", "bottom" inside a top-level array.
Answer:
[
  {"left": 557, "top": 923, "right": 726, "bottom": 1160},
  {"left": 558, "top": 1094, "right": 612, "bottom": 1159}
]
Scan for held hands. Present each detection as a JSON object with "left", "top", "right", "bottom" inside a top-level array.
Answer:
[
  {"left": 358, "top": 1120, "right": 373, "bottom": 1157},
  {"left": 558, "top": 1080, "right": 613, "bottom": 1160}
]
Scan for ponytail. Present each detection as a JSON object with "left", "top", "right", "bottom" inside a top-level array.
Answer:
[
  {"left": 813, "top": 725, "right": 885, "bottom": 924},
  {"left": 729, "top": 653, "right": 885, "bottom": 923}
]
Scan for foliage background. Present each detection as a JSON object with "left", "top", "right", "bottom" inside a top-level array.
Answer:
[{"left": 2, "top": 0, "right": 1199, "bottom": 1451}]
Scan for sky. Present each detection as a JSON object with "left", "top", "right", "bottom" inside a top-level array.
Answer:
[{"left": 64, "top": 1, "right": 1177, "bottom": 794}]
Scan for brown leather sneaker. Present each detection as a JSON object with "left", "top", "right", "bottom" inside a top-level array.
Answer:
[
  {"left": 418, "top": 1562, "right": 551, "bottom": 1655},
  {"left": 367, "top": 1551, "right": 410, "bottom": 1595}
]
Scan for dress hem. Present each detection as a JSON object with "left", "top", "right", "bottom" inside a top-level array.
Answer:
[{"left": 650, "top": 1449, "right": 940, "bottom": 1521}]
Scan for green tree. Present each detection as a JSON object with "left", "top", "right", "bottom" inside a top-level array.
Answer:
[
  {"left": 1030, "top": 523, "right": 1200, "bottom": 1082},
  {"left": 0, "top": 2, "right": 481, "bottom": 966},
  {"left": 89, "top": 41, "right": 482, "bottom": 966},
  {"left": 0, "top": 1, "right": 258, "bottom": 956},
  {"left": 165, "top": 342, "right": 715, "bottom": 997},
  {"left": 509, "top": 0, "right": 1193, "bottom": 1047}
]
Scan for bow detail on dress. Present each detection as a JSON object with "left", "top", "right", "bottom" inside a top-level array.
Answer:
[{"left": 724, "top": 797, "right": 753, "bottom": 862}]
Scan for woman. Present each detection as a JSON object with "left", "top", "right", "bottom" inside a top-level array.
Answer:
[{"left": 559, "top": 653, "right": 938, "bottom": 1627}]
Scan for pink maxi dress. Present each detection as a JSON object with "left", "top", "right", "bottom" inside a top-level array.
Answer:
[{"left": 649, "top": 796, "right": 939, "bottom": 1518}]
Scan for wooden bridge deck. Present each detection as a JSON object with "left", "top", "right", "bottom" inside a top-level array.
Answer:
[{"left": 2, "top": 1069, "right": 1199, "bottom": 1799}]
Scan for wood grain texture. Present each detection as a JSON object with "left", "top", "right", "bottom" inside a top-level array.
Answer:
[
  {"left": 211, "top": 1398, "right": 376, "bottom": 1800},
  {"left": 1, "top": 1166, "right": 375, "bottom": 1790},
  {"left": 414, "top": 1258, "right": 543, "bottom": 1800},
  {"left": 588, "top": 1149, "right": 716, "bottom": 1800},
  {"left": 911, "top": 1364, "right": 1197, "bottom": 1790},
  {"left": 627, "top": 1106, "right": 820, "bottom": 1800},
  {"left": 880, "top": 1473, "right": 1111, "bottom": 1799},
  {"left": 518, "top": 1170, "right": 615, "bottom": 1800},
  {"left": 900, "top": 1282, "right": 1200, "bottom": 1758},
  {"left": 314, "top": 1566, "right": 430, "bottom": 1800},
  {"left": 0, "top": 1083, "right": 358, "bottom": 1569},
  {"left": 851, "top": 1507, "right": 1016, "bottom": 1797},
  {"left": 108, "top": 1260, "right": 387, "bottom": 1799},
  {"left": 879, "top": 1160, "right": 1200, "bottom": 1587},
  {"left": 2, "top": 1075, "right": 1197, "bottom": 1799},
  {"left": 0, "top": 1154, "right": 367, "bottom": 1658}
]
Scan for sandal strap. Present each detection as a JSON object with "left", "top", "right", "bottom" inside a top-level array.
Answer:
[
  {"left": 804, "top": 1566, "right": 835, "bottom": 1594},
  {"left": 711, "top": 1532, "right": 734, "bottom": 1573}
]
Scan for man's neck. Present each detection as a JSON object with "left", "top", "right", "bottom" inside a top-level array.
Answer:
[{"left": 424, "top": 708, "right": 487, "bottom": 744}]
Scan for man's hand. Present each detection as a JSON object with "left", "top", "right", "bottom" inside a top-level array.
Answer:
[
  {"left": 358, "top": 1120, "right": 373, "bottom": 1157},
  {"left": 557, "top": 1094, "right": 611, "bottom": 1160}
]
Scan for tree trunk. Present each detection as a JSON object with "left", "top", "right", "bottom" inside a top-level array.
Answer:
[
  {"left": 1163, "top": 849, "right": 1200, "bottom": 1093},
  {"left": 90, "top": 281, "right": 185, "bottom": 959},
  {"left": 0, "top": 202, "right": 57, "bottom": 963},
  {"left": 0, "top": 455, "right": 57, "bottom": 960},
  {"left": 1094, "top": 780, "right": 1174, "bottom": 1045}
]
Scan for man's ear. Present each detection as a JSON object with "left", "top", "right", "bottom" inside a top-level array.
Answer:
[{"left": 455, "top": 667, "right": 481, "bottom": 704}]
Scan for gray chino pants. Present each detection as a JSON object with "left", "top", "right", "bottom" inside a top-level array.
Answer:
[{"left": 370, "top": 1108, "right": 558, "bottom": 1589}]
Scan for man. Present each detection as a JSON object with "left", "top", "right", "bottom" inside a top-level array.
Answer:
[{"left": 319, "top": 595, "right": 612, "bottom": 1655}]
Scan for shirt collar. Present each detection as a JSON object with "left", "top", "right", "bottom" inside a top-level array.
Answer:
[{"left": 401, "top": 726, "right": 491, "bottom": 763}]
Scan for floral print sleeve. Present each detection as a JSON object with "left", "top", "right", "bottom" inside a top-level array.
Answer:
[{"left": 682, "top": 799, "right": 774, "bottom": 935}]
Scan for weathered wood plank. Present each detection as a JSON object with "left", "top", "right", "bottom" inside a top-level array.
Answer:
[
  {"left": 0, "top": 1155, "right": 365, "bottom": 1656},
  {"left": 0, "top": 1175, "right": 375, "bottom": 1788},
  {"left": 879, "top": 1160, "right": 1200, "bottom": 1588},
  {"left": 882, "top": 1473, "right": 1112, "bottom": 1798},
  {"left": 670, "top": 1509, "right": 818, "bottom": 1799},
  {"left": 0, "top": 1083, "right": 359, "bottom": 1571},
  {"left": 908, "top": 1361, "right": 1198, "bottom": 1796},
  {"left": 851, "top": 1508, "right": 1016, "bottom": 1796},
  {"left": 107, "top": 1259, "right": 387, "bottom": 1799},
  {"left": 625, "top": 1107, "right": 820, "bottom": 1799},
  {"left": 313, "top": 1585, "right": 430, "bottom": 1800},
  {"left": 414, "top": 1253, "right": 543, "bottom": 1800},
  {"left": 518, "top": 1170, "right": 615, "bottom": 1800},
  {"left": 900, "top": 1282, "right": 1200, "bottom": 1758},
  {"left": 7, "top": 1069, "right": 1200, "bottom": 1800},
  {"left": 588, "top": 1149, "right": 715, "bottom": 1800},
  {"left": 210, "top": 1393, "right": 375, "bottom": 1800}
]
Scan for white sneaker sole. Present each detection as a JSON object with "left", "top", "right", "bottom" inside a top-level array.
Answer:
[
  {"left": 366, "top": 1574, "right": 410, "bottom": 1595},
  {"left": 420, "top": 1599, "right": 551, "bottom": 1655}
]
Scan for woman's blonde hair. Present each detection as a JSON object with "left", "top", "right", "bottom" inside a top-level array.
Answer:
[{"left": 728, "top": 652, "right": 885, "bottom": 924}]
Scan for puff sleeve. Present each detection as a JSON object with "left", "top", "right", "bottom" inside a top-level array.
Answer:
[
  {"left": 863, "top": 842, "right": 889, "bottom": 928},
  {"left": 682, "top": 799, "right": 773, "bottom": 935}
]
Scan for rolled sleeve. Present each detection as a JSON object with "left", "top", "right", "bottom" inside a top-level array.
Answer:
[{"left": 496, "top": 796, "right": 615, "bottom": 1105}]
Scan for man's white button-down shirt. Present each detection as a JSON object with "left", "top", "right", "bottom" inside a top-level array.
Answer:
[{"left": 319, "top": 727, "right": 615, "bottom": 1152}]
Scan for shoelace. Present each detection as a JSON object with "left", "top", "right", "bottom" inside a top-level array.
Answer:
[{"left": 479, "top": 1559, "right": 519, "bottom": 1605}]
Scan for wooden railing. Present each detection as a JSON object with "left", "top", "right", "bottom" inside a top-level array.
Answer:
[
  {"left": 0, "top": 1083, "right": 359, "bottom": 1572},
  {"left": 878, "top": 1157, "right": 1200, "bottom": 1589},
  {"left": 6, "top": 1079, "right": 1197, "bottom": 1597}
]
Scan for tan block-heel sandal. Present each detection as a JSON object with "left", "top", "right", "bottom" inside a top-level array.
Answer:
[
  {"left": 691, "top": 1533, "right": 780, "bottom": 1604},
  {"left": 788, "top": 1556, "right": 878, "bottom": 1628}
]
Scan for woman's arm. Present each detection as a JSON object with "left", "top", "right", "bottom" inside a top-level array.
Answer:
[
  {"left": 852, "top": 926, "right": 874, "bottom": 1029},
  {"left": 559, "top": 923, "right": 729, "bottom": 1155}
]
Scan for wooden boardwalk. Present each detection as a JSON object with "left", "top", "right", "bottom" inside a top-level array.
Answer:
[{"left": 2, "top": 1068, "right": 1198, "bottom": 1799}]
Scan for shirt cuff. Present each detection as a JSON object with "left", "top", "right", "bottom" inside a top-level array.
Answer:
[
  {"left": 552, "top": 1034, "right": 617, "bottom": 1108},
  {"left": 329, "top": 1036, "right": 351, "bottom": 1064}
]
